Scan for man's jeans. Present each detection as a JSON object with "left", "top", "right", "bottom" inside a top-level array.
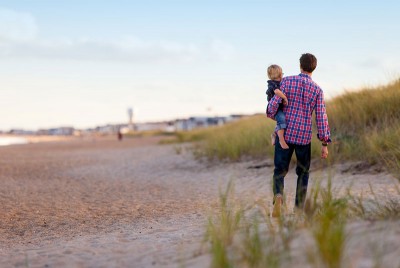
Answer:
[{"left": 273, "top": 137, "right": 311, "bottom": 208}]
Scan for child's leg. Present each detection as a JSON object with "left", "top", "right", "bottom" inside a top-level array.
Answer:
[
  {"left": 271, "top": 132, "right": 276, "bottom": 145},
  {"left": 275, "top": 110, "right": 289, "bottom": 149},
  {"left": 277, "top": 129, "right": 289, "bottom": 149}
]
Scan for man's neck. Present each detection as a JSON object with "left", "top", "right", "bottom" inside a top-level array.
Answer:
[{"left": 301, "top": 70, "right": 312, "bottom": 77}]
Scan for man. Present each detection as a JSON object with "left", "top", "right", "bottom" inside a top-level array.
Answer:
[{"left": 267, "top": 53, "right": 331, "bottom": 217}]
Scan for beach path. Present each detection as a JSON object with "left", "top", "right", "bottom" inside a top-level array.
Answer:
[
  {"left": 0, "top": 137, "right": 242, "bottom": 267},
  {"left": 0, "top": 137, "right": 399, "bottom": 267}
]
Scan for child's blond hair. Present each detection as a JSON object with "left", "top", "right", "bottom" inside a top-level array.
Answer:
[{"left": 267, "top": 64, "right": 282, "bottom": 80}]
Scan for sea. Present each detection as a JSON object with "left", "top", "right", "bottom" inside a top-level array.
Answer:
[{"left": 0, "top": 137, "right": 28, "bottom": 146}]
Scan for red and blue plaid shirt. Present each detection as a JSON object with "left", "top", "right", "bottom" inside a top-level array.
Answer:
[{"left": 267, "top": 73, "right": 331, "bottom": 145}]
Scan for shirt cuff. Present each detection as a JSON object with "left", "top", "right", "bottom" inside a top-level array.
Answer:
[{"left": 317, "top": 134, "right": 332, "bottom": 143}]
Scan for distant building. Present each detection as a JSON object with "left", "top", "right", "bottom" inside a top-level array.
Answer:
[
  {"left": 48, "top": 127, "right": 75, "bottom": 136},
  {"left": 95, "top": 124, "right": 126, "bottom": 135},
  {"left": 8, "top": 129, "right": 35, "bottom": 135},
  {"left": 4, "top": 114, "right": 249, "bottom": 137},
  {"left": 135, "top": 122, "right": 169, "bottom": 132},
  {"left": 127, "top": 108, "right": 134, "bottom": 130}
]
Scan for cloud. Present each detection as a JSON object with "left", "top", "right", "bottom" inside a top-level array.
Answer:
[
  {"left": 0, "top": 8, "right": 235, "bottom": 64},
  {"left": 211, "top": 40, "right": 236, "bottom": 61},
  {"left": 0, "top": 36, "right": 203, "bottom": 63},
  {"left": 0, "top": 33, "right": 236, "bottom": 64},
  {"left": 0, "top": 8, "right": 38, "bottom": 42},
  {"left": 357, "top": 57, "right": 382, "bottom": 69}
]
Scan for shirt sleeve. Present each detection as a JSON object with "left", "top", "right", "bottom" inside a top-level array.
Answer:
[
  {"left": 267, "top": 95, "right": 280, "bottom": 119},
  {"left": 315, "top": 89, "right": 331, "bottom": 143},
  {"left": 266, "top": 80, "right": 284, "bottom": 119}
]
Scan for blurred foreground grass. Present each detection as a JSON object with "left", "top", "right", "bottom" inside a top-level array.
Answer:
[{"left": 205, "top": 179, "right": 400, "bottom": 268}]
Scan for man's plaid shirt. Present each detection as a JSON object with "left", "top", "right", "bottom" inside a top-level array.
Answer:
[{"left": 267, "top": 73, "right": 331, "bottom": 145}]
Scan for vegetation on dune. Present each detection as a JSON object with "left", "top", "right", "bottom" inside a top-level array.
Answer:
[
  {"left": 327, "top": 78, "right": 400, "bottom": 165},
  {"left": 199, "top": 79, "right": 400, "bottom": 267},
  {"left": 196, "top": 79, "right": 400, "bottom": 267},
  {"left": 167, "top": 79, "right": 400, "bottom": 170}
]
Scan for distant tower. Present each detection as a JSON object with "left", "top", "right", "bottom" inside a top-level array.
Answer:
[{"left": 128, "top": 107, "right": 134, "bottom": 130}]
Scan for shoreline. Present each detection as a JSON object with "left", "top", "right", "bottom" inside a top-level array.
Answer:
[{"left": 0, "top": 135, "right": 77, "bottom": 146}]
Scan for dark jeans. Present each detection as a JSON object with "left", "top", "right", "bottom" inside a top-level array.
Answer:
[{"left": 273, "top": 136, "right": 311, "bottom": 208}]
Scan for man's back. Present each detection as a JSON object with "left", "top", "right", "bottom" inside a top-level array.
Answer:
[{"left": 267, "top": 73, "right": 330, "bottom": 145}]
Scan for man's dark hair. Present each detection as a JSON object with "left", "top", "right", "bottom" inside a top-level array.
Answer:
[{"left": 300, "top": 53, "right": 317, "bottom": 73}]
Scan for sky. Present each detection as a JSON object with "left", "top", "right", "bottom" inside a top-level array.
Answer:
[{"left": 0, "top": 0, "right": 399, "bottom": 130}]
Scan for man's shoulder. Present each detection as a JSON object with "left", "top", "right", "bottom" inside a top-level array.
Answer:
[
  {"left": 299, "top": 74, "right": 322, "bottom": 92},
  {"left": 282, "top": 74, "right": 322, "bottom": 94},
  {"left": 281, "top": 75, "right": 301, "bottom": 88},
  {"left": 307, "top": 78, "right": 322, "bottom": 92}
]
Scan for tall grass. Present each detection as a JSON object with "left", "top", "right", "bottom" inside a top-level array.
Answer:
[
  {"left": 205, "top": 182, "right": 242, "bottom": 268},
  {"left": 205, "top": 179, "right": 350, "bottom": 268},
  {"left": 205, "top": 179, "right": 400, "bottom": 268},
  {"left": 305, "top": 180, "right": 348, "bottom": 268},
  {"left": 167, "top": 115, "right": 276, "bottom": 161}
]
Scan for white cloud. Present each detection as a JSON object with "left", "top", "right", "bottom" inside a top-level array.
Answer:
[
  {"left": 0, "top": 36, "right": 204, "bottom": 63},
  {"left": 0, "top": 8, "right": 235, "bottom": 64},
  {"left": 0, "top": 8, "right": 38, "bottom": 42},
  {"left": 211, "top": 39, "right": 236, "bottom": 61},
  {"left": 0, "top": 33, "right": 237, "bottom": 64}
]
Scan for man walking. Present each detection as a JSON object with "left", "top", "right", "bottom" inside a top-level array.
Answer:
[{"left": 267, "top": 53, "right": 331, "bottom": 217}]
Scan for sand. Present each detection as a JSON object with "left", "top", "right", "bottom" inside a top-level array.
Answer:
[{"left": 0, "top": 137, "right": 399, "bottom": 267}]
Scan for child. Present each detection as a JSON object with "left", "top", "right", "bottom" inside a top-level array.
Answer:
[{"left": 266, "top": 64, "right": 289, "bottom": 149}]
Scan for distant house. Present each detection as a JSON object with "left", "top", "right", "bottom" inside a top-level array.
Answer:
[
  {"left": 174, "top": 116, "right": 232, "bottom": 131},
  {"left": 48, "top": 127, "right": 75, "bottom": 136},
  {"left": 135, "top": 122, "right": 169, "bottom": 132},
  {"left": 8, "top": 129, "right": 35, "bottom": 135},
  {"left": 95, "top": 124, "right": 126, "bottom": 135},
  {"left": 24, "top": 114, "right": 248, "bottom": 136}
]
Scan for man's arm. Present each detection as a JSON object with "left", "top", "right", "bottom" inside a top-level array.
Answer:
[
  {"left": 315, "top": 89, "right": 331, "bottom": 158},
  {"left": 315, "top": 89, "right": 331, "bottom": 142}
]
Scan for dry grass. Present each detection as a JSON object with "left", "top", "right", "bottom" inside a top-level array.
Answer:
[
  {"left": 205, "top": 178, "right": 400, "bottom": 268},
  {"left": 166, "top": 79, "right": 400, "bottom": 169}
]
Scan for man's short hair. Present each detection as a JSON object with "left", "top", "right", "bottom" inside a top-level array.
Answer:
[
  {"left": 300, "top": 53, "right": 317, "bottom": 73},
  {"left": 267, "top": 64, "right": 282, "bottom": 80}
]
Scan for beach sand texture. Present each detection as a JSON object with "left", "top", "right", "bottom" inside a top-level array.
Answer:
[{"left": 0, "top": 137, "right": 399, "bottom": 267}]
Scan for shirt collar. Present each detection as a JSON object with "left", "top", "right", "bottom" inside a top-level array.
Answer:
[{"left": 299, "top": 73, "right": 312, "bottom": 79}]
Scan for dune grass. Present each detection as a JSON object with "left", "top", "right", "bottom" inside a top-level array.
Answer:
[
  {"left": 166, "top": 79, "right": 400, "bottom": 168},
  {"left": 164, "top": 115, "right": 278, "bottom": 161},
  {"left": 205, "top": 179, "right": 400, "bottom": 268},
  {"left": 197, "top": 79, "right": 400, "bottom": 267}
]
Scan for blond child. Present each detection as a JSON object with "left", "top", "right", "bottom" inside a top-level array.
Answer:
[{"left": 266, "top": 65, "right": 289, "bottom": 149}]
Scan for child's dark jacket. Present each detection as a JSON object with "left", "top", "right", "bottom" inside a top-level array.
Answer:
[{"left": 266, "top": 80, "right": 281, "bottom": 102}]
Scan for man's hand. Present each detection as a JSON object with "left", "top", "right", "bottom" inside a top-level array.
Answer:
[
  {"left": 282, "top": 97, "right": 288, "bottom": 106},
  {"left": 321, "top": 145, "right": 328, "bottom": 159}
]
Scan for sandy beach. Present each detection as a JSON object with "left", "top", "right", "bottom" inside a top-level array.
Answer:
[{"left": 0, "top": 137, "right": 399, "bottom": 267}]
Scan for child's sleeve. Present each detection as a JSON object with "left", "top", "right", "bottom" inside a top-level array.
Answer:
[{"left": 267, "top": 81, "right": 286, "bottom": 119}]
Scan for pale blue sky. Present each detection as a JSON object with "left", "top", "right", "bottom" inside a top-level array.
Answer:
[{"left": 1, "top": 1, "right": 399, "bottom": 130}]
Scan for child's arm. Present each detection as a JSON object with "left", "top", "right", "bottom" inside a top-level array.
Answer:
[{"left": 274, "top": 89, "right": 288, "bottom": 105}]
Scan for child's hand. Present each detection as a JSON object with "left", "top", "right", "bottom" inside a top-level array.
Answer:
[{"left": 282, "top": 97, "right": 288, "bottom": 106}]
